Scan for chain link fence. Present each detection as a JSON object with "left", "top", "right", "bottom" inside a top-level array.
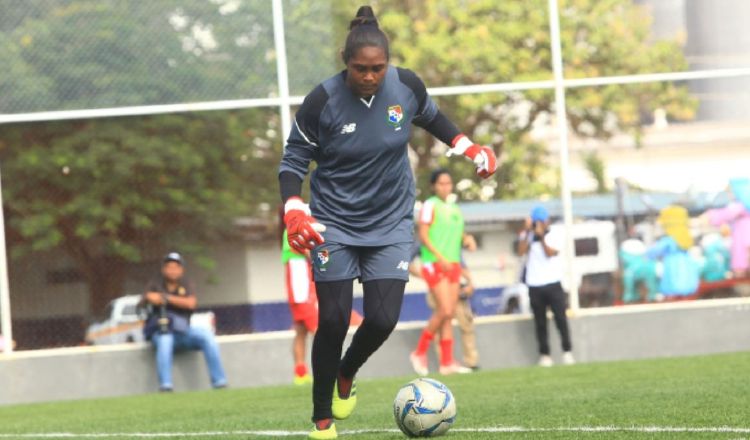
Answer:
[
  {"left": 0, "top": 0, "right": 339, "bottom": 114},
  {"left": 1, "top": 106, "right": 282, "bottom": 350}
]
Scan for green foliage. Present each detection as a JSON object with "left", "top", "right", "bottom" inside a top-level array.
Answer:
[
  {"left": 3, "top": 113, "right": 279, "bottom": 233},
  {"left": 366, "top": 0, "right": 695, "bottom": 200},
  {"left": 0, "top": 109, "right": 281, "bottom": 312},
  {"left": 283, "top": 0, "right": 339, "bottom": 95},
  {"left": 1, "top": 0, "right": 277, "bottom": 112},
  {"left": 582, "top": 150, "right": 608, "bottom": 194},
  {"left": 0, "top": 1, "right": 287, "bottom": 312}
]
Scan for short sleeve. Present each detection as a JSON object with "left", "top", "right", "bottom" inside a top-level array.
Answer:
[
  {"left": 545, "top": 229, "right": 564, "bottom": 252},
  {"left": 419, "top": 200, "right": 436, "bottom": 225},
  {"left": 396, "top": 67, "right": 438, "bottom": 127},
  {"left": 288, "top": 259, "right": 311, "bottom": 303},
  {"left": 145, "top": 279, "right": 161, "bottom": 294},
  {"left": 279, "top": 84, "right": 330, "bottom": 180},
  {"left": 293, "top": 84, "right": 328, "bottom": 147},
  {"left": 184, "top": 281, "right": 197, "bottom": 297}
]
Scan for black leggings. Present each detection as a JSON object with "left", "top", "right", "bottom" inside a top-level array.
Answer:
[{"left": 311, "top": 278, "right": 405, "bottom": 421}]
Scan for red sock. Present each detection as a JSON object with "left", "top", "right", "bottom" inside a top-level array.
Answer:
[
  {"left": 415, "top": 330, "right": 434, "bottom": 355},
  {"left": 294, "top": 363, "right": 307, "bottom": 377},
  {"left": 315, "top": 418, "right": 333, "bottom": 430},
  {"left": 440, "top": 339, "right": 454, "bottom": 366},
  {"left": 337, "top": 372, "right": 353, "bottom": 398}
]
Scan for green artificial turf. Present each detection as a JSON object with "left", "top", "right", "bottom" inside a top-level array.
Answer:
[{"left": 0, "top": 351, "right": 748, "bottom": 439}]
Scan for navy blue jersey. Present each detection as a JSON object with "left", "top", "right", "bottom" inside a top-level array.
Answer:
[{"left": 279, "top": 66, "right": 440, "bottom": 246}]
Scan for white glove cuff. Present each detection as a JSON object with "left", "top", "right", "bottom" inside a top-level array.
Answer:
[
  {"left": 452, "top": 135, "right": 474, "bottom": 155},
  {"left": 474, "top": 148, "right": 488, "bottom": 168},
  {"left": 284, "top": 197, "right": 311, "bottom": 215}
]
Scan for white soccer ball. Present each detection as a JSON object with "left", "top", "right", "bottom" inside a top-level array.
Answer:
[{"left": 393, "top": 378, "right": 456, "bottom": 437}]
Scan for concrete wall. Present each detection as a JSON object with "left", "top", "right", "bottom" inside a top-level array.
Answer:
[
  {"left": 2, "top": 298, "right": 749, "bottom": 406},
  {"left": 685, "top": 0, "right": 750, "bottom": 121},
  {"left": 640, "top": 0, "right": 750, "bottom": 121},
  {"left": 190, "top": 243, "right": 251, "bottom": 306}
]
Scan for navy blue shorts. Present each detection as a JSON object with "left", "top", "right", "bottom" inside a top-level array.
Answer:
[{"left": 311, "top": 241, "right": 412, "bottom": 283}]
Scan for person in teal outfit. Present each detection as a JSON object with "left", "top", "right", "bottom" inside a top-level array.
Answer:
[
  {"left": 620, "top": 238, "right": 658, "bottom": 303},
  {"left": 699, "top": 233, "right": 731, "bottom": 282},
  {"left": 647, "top": 206, "right": 700, "bottom": 296}
]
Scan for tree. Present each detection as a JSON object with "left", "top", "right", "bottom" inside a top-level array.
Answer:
[
  {"left": 1, "top": 0, "right": 279, "bottom": 113},
  {"left": 582, "top": 150, "right": 608, "bottom": 194},
  {"left": 0, "top": 109, "right": 281, "bottom": 314},
  {"left": 367, "top": 0, "right": 695, "bottom": 200},
  {"left": 0, "top": 0, "right": 285, "bottom": 314}
]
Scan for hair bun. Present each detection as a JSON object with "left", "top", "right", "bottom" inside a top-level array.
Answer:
[
  {"left": 342, "top": 5, "right": 389, "bottom": 63},
  {"left": 349, "top": 5, "right": 378, "bottom": 30}
]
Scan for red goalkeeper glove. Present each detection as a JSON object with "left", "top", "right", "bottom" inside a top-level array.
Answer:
[
  {"left": 447, "top": 134, "right": 498, "bottom": 179},
  {"left": 284, "top": 197, "right": 326, "bottom": 253}
]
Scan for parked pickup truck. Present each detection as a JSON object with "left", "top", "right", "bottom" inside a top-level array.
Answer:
[{"left": 85, "top": 294, "right": 216, "bottom": 345}]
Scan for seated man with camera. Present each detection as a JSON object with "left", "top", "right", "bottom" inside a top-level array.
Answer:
[{"left": 141, "top": 252, "right": 227, "bottom": 392}]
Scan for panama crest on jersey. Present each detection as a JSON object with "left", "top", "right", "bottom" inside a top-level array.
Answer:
[
  {"left": 387, "top": 104, "right": 404, "bottom": 128},
  {"left": 316, "top": 249, "right": 330, "bottom": 271}
]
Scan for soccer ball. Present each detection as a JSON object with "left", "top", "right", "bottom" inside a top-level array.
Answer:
[{"left": 393, "top": 378, "right": 456, "bottom": 437}]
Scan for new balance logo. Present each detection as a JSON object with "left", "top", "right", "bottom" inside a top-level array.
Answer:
[
  {"left": 397, "top": 261, "right": 409, "bottom": 271},
  {"left": 341, "top": 123, "right": 357, "bottom": 134}
]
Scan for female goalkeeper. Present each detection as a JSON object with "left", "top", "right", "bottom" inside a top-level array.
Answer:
[{"left": 278, "top": 6, "right": 497, "bottom": 439}]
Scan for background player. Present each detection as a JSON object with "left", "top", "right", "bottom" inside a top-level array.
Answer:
[
  {"left": 278, "top": 6, "right": 497, "bottom": 439},
  {"left": 410, "top": 169, "right": 475, "bottom": 375},
  {"left": 409, "top": 242, "right": 480, "bottom": 373},
  {"left": 282, "top": 228, "right": 318, "bottom": 385}
]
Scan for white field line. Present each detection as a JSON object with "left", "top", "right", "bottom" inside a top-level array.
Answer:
[{"left": 2, "top": 426, "right": 750, "bottom": 437}]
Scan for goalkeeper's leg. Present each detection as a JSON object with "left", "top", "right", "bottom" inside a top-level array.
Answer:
[
  {"left": 331, "top": 279, "right": 405, "bottom": 420},
  {"left": 311, "top": 280, "right": 353, "bottom": 423},
  {"left": 339, "top": 279, "right": 405, "bottom": 378}
]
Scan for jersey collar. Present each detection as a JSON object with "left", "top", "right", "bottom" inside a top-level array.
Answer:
[{"left": 340, "top": 70, "right": 378, "bottom": 109}]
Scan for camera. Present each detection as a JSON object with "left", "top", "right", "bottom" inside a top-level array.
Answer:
[{"left": 532, "top": 221, "right": 546, "bottom": 241}]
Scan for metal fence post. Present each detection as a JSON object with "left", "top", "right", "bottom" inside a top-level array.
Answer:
[
  {"left": 547, "top": 0, "right": 580, "bottom": 311},
  {"left": 0, "top": 167, "right": 13, "bottom": 353}
]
